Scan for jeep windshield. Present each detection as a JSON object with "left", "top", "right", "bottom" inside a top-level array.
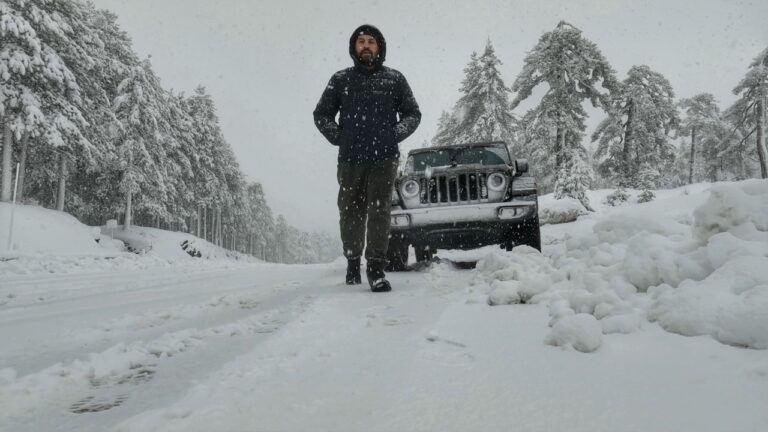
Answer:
[{"left": 405, "top": 144, "right": 510, "bottom": 173}]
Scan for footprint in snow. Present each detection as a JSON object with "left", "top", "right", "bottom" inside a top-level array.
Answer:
[{"left": 70, "top": 365, "right": 156, "bottom": 414}]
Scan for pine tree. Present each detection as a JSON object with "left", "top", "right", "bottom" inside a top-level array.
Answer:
[
  {"left": 430, "top": 40, "right": 517, "bottom": 149},
  {"left": 729, "top": 47, "right": 768, "bottom": 178},
  {"left": 511, "top": 21, "right": 618, "bottom": 209},
  {"left": 554, "top": 148, "right": 593, "bottom": 206},
  {"left": 592, "top": 65, "right": 678, "bottom": 190},
  {"left": 112, "top": 59, "right": 170, "bottom": 228},
  {"left": 678, "top": 93, "right": 720, "bottom": 184},
  {"left": 0, "top": 0, "right": 92, "bottom": 203},
  {"left": 431, "top": 111, "right": 458, "bottom": 147}
]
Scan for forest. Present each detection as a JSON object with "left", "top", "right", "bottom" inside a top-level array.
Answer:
[
  {"left": 431, "top": 22, "right": 767, "bottom": 209},
  {"left": 0, "top": 0, "right": 339, "bottom": 263}
]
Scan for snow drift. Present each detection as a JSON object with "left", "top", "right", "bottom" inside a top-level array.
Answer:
[
  {"left": 0, "top": 203, "right": 256, "bottom": 276},
  {"left": 478, "top": 180, "right": 768, "bottom": 350}
]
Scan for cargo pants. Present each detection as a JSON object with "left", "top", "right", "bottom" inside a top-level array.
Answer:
[{"left": 337, "top": 158, "right": 399, "bottom": 262}]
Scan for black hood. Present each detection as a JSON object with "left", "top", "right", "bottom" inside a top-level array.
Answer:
[{"left": 349, "top": 24, "right": 386, "bottom": 72}]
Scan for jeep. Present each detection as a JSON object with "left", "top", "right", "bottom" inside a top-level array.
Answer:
[{"left": 387, "top": 141, "right": 540, "bottom": 270}]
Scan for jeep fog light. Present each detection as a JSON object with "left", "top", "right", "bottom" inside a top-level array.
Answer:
[
  {"left": 498, "top": 207, "right": 525, "bottom": 219},
  {"left": 391, "top": 214, "right": 411, "bottom": 227},
  {"left": 487, "top": 172, "right": 507, "bottom": 192},
  {"left": 401, "top": 179, "right": 420, "bottom": 199}
]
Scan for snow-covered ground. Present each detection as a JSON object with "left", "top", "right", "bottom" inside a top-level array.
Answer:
[{"left": 1, "top": 181, "right": 768, "bottom": 432}]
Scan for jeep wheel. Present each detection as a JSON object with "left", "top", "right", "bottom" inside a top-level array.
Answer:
[
  {"left": 504, "top": 217, "right": 542, "bottom": 252},
  {"left": 414, "top": 245, "right": 434, "bottom": 263},
  {"left": 385, "top": 239, "right": 409, "bottom": 272}
]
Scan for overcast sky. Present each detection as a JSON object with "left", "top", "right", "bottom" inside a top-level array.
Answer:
[{"left": 92, "top": 0, "right": 767, "bottom": 233}]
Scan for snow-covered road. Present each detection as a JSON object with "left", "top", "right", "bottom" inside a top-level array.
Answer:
[{"left": 2, "top": 258, "right": 767, "bottom": 432}]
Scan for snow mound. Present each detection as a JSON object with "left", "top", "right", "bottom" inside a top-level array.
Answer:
[
  {"left": 538, "top": 195, "right": 588, "bottom": 225},
  {"left": 693, "top": 179, "right": 768, "bottom": 241},
  {"left": 0, "top": 203, "right": 257, "bottom": 276},
  {"left": 649, "top": 256, "right": 768, "bottom": 349},
  {"left": 476, "top": 180, "right": 768, "bottom": 350},
  {"left": 544, "top": 313, "right": 603, "bottom": 353},
  {"left": 105, "top": 226, "right": 247, "bottom": 261},
  {"left": 487, "top": 280, "right": 522, "bottom": 305},
  {"left": 0, "top": 202, "right": 107, "bottom": 257}
]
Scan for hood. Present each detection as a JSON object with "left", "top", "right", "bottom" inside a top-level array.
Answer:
[{"left": 349, "top": 24, "right": 386, "bottom": 72}]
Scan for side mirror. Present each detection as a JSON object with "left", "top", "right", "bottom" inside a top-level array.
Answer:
[{"left": 514, "top": 159, "right": 529, "bottom": 176}]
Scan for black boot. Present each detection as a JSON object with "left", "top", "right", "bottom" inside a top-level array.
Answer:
[
  {"left": 346, "top": 257, "right": 361, "bottom": 285},
  {"left": 366, "top": 259, "right": 392, "bottom": 292}
]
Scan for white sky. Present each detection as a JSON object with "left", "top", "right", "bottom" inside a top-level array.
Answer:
[{"left": 92, "top": 0, "right": 767, "bottom": 233}]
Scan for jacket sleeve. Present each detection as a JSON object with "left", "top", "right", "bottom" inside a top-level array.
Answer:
[
  {"left": 394, "top": 74, "right": 421, "bottom": 143},
  {"left": 313, "top": 75, "right": 342, "bottom": 146}
]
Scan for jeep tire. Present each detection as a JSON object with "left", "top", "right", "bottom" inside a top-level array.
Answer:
[
  {"left": 504, "top": 217, "right": 542, "bottom": 252},
  {"left": 385, "top": 239, "right": 409, "bottom": 272},
  {"left": 414, "top": 245, "right": 434, "bottom": 263}
]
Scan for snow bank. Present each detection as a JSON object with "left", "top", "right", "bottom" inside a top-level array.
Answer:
[
  {"left": 106, "top": 226, "right": 248, "bottom": 261},
  {"left": 0, "top": 203, "right": 257, "bottom": 276},
  {"left": 544, "top": 313, "right": 603, "bottom": 353},
  {"left": 538, "top": 195, "right": 588, "bottom": 225},
  {"left": 476, "top": 180, "right": 768, "bottom": 350},
  {"left": 0, "top": 202, "right": 105, "bottom": 257}
]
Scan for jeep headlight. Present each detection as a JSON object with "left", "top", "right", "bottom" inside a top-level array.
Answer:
[
  {"left": 401, "top": 179, "right": 420, "bottom": 199},
  {"left": 487, "top": 172, "right": 507, "bottom": 192}
]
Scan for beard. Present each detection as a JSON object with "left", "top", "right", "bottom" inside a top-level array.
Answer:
[{"left": 357, "top": 50, "right": 377, "bottom": 66}]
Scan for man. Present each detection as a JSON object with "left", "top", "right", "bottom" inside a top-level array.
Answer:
[{"left": 313, "top": 24, "right": 421, "bottom": 292}]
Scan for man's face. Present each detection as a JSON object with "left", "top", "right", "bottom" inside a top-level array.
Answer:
[{"left": 355, "top": 35, "right": 379, "bottom": 64}]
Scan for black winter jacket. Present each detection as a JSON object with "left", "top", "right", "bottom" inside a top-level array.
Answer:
[{"left": 314, "top": 60, "right": 421, "bottom": 163}]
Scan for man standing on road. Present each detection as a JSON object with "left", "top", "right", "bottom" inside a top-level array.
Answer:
[{"left": 313, "top": 24, "right": 421, "bottom": 292}]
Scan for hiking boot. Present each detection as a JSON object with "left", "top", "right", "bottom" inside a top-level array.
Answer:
[
  {"left": 346, "top": 257, "right": 361, "bottom": 285},
  {"left": 366, "top": 259, "right": 392, "bottom": 292}
]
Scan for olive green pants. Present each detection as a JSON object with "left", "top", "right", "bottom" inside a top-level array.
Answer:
[{"left": 337, "top": 159, "right": 399, "bottom": 262}]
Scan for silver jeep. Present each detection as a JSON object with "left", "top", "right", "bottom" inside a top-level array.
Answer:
[{"left": 387, "top": 141, "right": 540, "bottom": 270}]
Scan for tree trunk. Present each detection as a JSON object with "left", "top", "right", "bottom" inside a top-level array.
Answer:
[
  {"left": 756, "top": 95, "right": 767, "bottom": 179},
  {"left": 56, "top": 154, "right": 67, "bottom": 211},
  {"left": 203, "top": 206, "right": 207, "bottom": 241},
  {"left": 125, "top": 189, "right": 133, "bottom": 229},
  {"left": 1, "top": 122, "right": 12, "bottom": 202},
  {"left": 212, "top": 207, "right": 217, "bottom": 245},
  {"left": 213, "top": 208, "right": 217, "bottom": 245},
  {"left": 688, "top": 126, "right": 696, "bottom": 184},
  {"left": 554, "top": 125, "right": 564, "bottom": 170},
  {"left": 197, "top": 205, "right": 201, "bottom": 237},
  {"left": 622, "top": 102, "right": 635, "bottom": 187}
]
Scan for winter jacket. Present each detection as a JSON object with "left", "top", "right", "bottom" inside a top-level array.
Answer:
[{"left": 313, "top": 25, "right": 421, "bottom": 164}]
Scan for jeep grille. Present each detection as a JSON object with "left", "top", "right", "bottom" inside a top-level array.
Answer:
[{"left": 420, "top": 173, "right": 488, "bottom": 204}]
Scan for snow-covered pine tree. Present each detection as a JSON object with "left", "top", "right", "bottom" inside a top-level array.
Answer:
[
  {"left": 453, "top": 40, "right": 517, "bottom": 145},
  {"left": 714, "top": 97, "right": 761, "bottom": 180},
  {"left": 66, "top": 6, "right": 140, "bottom": 223},
  {"left": 729, "top": 47, "right": 768, "bottom": 178},
  {"left": 184, "top": 86, "right": 232, "bottom": 242},
  {"left": 243, "top": 182, "right": 274, "bottom": 259},
  {"left": 0, "top": 0, "right": 92, "bottom": 204},
  {"left": 430, "top": 40, "right": 517, "bottom": 149},
  {"left": 677, "top": 94, "right": 720, "bottom": 184},
  {"left": 430, "top": 111, "right": 458, "bottom": 147},
  {"left": 553, "top": 147, "right": 593, "bottom": 207},
  {"left": 511, "top": 21, "right": 618, "bottom": 209},
  {"left": 592, "top": 65, "right": 679, "bottom": 189},
  {"left": 112, "top": 59, "right": 171, "bottom": 228}
]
